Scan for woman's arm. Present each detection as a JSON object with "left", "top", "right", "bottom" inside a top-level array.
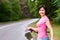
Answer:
[
  {"left": 27, "top": 27, "right": 38, "bottom": 32},
  {"left": 46, "top": 20, "right": 54, "bottom": 40}
]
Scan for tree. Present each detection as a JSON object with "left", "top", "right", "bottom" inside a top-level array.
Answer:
[
  {"left": 19, "top": 0, "right": 31, "bottom": 18},
  {"left": 27, "top": 0, "right": 58, "bottom": 20},
  {"left": 37, "top": 0, "right": 58, "bottom": 20},
  {"left": 53, "top": 0, "right": 60, "bottom": 23},
  {"left": 0, "top": 0, "right": 22, "bottom": 22}
]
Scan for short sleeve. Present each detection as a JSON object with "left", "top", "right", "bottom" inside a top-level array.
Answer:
[{"left": 44, "top": 17, "right": 49, "bottom": 22}]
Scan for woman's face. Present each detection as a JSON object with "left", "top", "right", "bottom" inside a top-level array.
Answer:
[{"left": 39, "top": 7, "right": 46, "bottom": 17}]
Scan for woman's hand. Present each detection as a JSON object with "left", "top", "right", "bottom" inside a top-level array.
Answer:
[
  {"left": 25, "top": 27, "right": 32, "bottom": 31},
  {"left": 27, "top": 27, "right": 32, "bottom": 30},
  {"left": 25, "top": 26, "right": 38, "bottom": 32},
  {"left": 51, "top": 38, "right": 54, "bottom": 40},
  {"left": 51, "top": 39, "right": 54, "bottom": 40}
]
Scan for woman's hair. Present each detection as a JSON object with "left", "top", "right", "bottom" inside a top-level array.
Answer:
[{"left": 38, "top": 4, "right": 46, "bottom": 11}]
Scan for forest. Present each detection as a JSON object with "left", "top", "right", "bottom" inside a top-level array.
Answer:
[{"left": 0, "top": 0, "right": 60, "bottom": 24}]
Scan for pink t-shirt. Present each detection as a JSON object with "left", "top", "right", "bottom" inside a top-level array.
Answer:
[{"left": 37, "top": 16, "right": 49, "bottom": 38}]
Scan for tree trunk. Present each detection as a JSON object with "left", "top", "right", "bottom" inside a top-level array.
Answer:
[{"left": 20, "top": 0, "right": 31, "bottom": 17}]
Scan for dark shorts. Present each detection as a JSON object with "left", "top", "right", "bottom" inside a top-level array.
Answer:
[{"left": 37, "top": 37, "right": 49, "bottom": 40}]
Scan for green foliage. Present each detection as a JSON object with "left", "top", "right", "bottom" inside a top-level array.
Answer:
[
  {"left": 0, "top": 0, "right": 22, "bottom": 22},
  {"left": 53, "top": 0, "right": 60, "bottom": 23},
  {"left": 37, "top": 0, "right": 58, "bottom": 20},
  {"left": 0, "top": 0, "right": 11, "bottom": 21},
  {"left": 27, "top": 0, "right": 40, "bottom": 18},
  {"left": 9, "top": 0, "right": 22, "bottom": 21},
  {"left": 53, "top": 8, "right": 60, "bottom": 23},
  {"left": 0, "top": 0, "right": 60, "bottom": 22},
  {"left": 27, "top": 0, "right": 58, "bottom": 19},
  {"left": 53, "top": 0, "right": 60, "bottom": 7}
]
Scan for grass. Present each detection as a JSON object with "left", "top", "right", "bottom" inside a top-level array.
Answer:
[{"left": 29, "top": 21, "right": 60, "bottom": 40}]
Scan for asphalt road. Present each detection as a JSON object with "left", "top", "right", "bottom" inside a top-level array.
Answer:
[{"left": 0, "top": 18, "right": 39, "bottom": 40}]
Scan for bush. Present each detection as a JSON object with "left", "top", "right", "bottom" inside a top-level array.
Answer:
[
  {"left": 0, "top": 0, "right": 11, "bottom": 21},
  {"left": 53, "top": 8, "right": 60, "bottom": 23},
  {"left": 0, "top": 0, "right": 22, "bottom": 22}
]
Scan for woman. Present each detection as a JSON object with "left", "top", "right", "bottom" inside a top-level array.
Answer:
[{"left": 26, "top": 5, "right": 54, "bottom": 40}]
